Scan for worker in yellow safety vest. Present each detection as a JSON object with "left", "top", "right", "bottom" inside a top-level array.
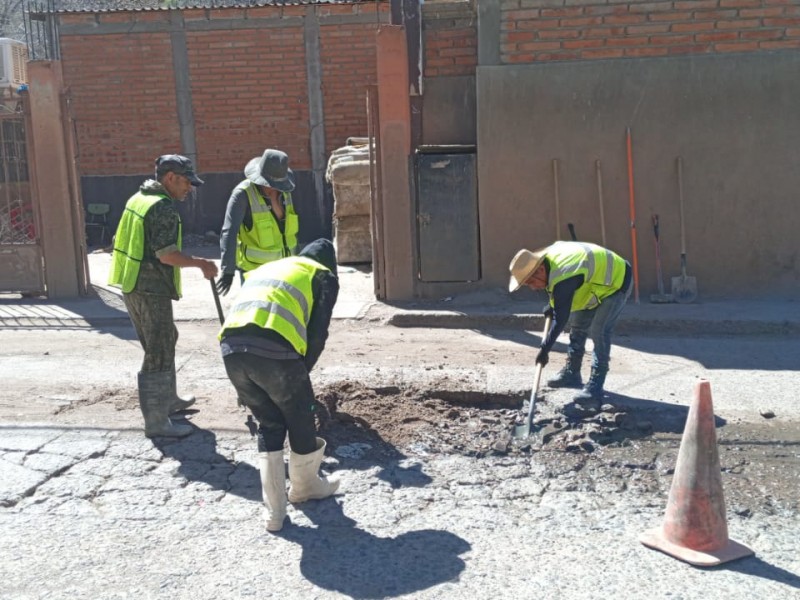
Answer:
[
  {"left": 216, "top": 149, "right": 299, "bottom": 296},
  {"left": 218, "top": 238, "right": 340, "bottom": 532},
  {"left": 109, "top": 154, "right": 218, "bottom": 438},
  {"left": 509, "top": 241, "right": 632, "bottom": 409}
]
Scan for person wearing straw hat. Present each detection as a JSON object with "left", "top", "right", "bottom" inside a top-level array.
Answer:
[
  {"left": 216, "top": 149, "right": 300, "bottom": 296},
  {"left": 508, "top": 241, "right": 632, "bottom": 407}
]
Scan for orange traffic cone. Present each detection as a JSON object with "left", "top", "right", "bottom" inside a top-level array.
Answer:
[{"left": 640, "top": 380, "right": 754, "bottom": 566}]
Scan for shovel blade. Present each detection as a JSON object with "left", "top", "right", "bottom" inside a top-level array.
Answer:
[
  {"left": 671, "top": 275, "right": 697, "bottom": 303},
  {"left": 513, "top": 421, "right": 532, "bottom": 439}
]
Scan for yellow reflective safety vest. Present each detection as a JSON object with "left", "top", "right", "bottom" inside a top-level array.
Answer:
[
  {"left": 218, "top": 256, "right": 328, "bottom": 356},
  {"left": 108, "top": 192, "right": 182, "bottom": 296},
  {"left": 235, "top": 181, "right": 299, "bottom": 272},
  {"left": 545, "top": 241, "right": 626, "bottom": 311}
]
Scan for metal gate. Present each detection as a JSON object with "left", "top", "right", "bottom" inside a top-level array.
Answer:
[
  {"left": 0, "top": 92, "right": 44, "bottom": 294},
  {"left": 415, "top": 147, "right": 480, "bottom": 283}
]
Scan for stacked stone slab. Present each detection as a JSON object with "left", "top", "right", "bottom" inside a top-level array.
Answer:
[{"left": 326, "top": 140, "right": 371, "bottom": 264}]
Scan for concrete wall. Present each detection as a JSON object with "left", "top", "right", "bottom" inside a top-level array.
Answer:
[
  {"left": 403, "top": 0, "right": 800, "bottom": 301},
  {"left": 477, "top": 52, "right": 800, "bottom": 300}
]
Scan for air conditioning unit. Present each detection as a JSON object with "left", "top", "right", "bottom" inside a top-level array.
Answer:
[{"left": 0, "top": 38, "right": 28, "bottom": 87}]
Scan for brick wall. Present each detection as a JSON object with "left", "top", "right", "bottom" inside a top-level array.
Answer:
[
  {"left": 57, "top": 3, "right": 389, "bottom": 177},
  {"left": 185, "top": 16, "right": 311, "bottom": 172},
  {"left": 499, "top": 0, "right": 800, "bottom": 63},
  {"left": 423, "top": 2, "right": 478, "bottom": 77},
  {"left": 319, "top": 18, "right": 381, "bottom": 151},
  {"left": 60, "top": 29, "right": 182, "bottom": 175}
]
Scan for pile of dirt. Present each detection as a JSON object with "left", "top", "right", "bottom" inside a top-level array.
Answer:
[{"left": 315, "top": 381, "right": 661, "bottom": 457}]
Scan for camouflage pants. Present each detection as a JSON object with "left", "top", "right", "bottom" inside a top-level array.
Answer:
[{"left": 123, "top": 291, "right": 178, "bottom": 373}]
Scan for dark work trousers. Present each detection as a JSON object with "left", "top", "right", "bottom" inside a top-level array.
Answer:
[
  {"left": 223, "top": 352, "right": 318, "bottom": 455},
  {"left": 123, "top": 291, "right": 178, "bottom": 373}
]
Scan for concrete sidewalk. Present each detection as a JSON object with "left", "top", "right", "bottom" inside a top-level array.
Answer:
[{"left": 1, "top": 247, "right": 798, "bottom": 334}]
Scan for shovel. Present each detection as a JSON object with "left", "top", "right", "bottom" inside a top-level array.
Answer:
[
  {"left": 650, "top": 215, "right": 674, "bottom": 303},
  {"left": 513, "top": 314, "right": 552, "bottom": 440},
  {"left": 671, "top": 157, "right": 698, "bottom": 303},
  {"left": 210, "top": 278, "right": 226, "bottom": 325}
]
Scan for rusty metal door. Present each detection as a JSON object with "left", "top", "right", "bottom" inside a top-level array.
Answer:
[
  {"left": 416, "top": 148, "right": 480, "bottom": 282},
  {"left": 0, "top": 96, "right": 44, "bottom": 294}
]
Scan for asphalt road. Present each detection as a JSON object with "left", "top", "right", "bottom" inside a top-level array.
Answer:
[{"left": 0, "top": 249, "right": 798, "bottom": 599}]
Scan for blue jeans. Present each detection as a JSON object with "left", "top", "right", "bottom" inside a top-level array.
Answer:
[{"left": 567, "top": 285, "right": 632, "bottom": 372}]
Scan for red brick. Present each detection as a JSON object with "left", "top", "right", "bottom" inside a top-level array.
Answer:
[
  {"left": 624, "top": 47, "right": 670, "bottom": 56},
  {"left": 695, "top": 31, "right": 740, "bottom": 41},
  {"left": 650, "top": 33, "right": 696, "bottom": 44},
  {"left": 605, "top": 36, "right": 651, "bottom": 47},
  {"left": 715, "top": 41, "right": 760, "bottom": 50},
  {"left": 764, "top": 17, "right": 800, "bottom": 26},
  {"left": 716, "top": 19, "right": 762, "bottom": 29},
  {"left": 740, "top": 28, "right": 787, "bottom": 40},
  {"left": 759, "top": 38, "right": 800, "bottom": 47},
  {"left": 581, "top": 48, "right": 625, "bottom": 58},
  {"left": 672, "top": 21, "right": 716, "bottom": 32},
  {"left": 668, "top": 43, "right": 713, "bottom": 53}
]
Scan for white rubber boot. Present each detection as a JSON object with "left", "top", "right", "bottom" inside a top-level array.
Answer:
[
  {"left": 287, "top": 437, "right": 340, "bottom": 503},
  {"left": 259, "top": 451, "right": 287, "bottom": 532}
]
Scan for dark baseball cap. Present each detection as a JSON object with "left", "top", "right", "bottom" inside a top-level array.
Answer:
[{"left": 155, "top": 154, "right": 204, "bottom": 186}]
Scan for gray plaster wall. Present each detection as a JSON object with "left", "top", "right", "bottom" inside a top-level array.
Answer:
[
  {"left": 476, "top": 51, "right": 800, "bottom": 300},
  {"left": 422, "top": 76, "right": 477, "bottom": 147}
]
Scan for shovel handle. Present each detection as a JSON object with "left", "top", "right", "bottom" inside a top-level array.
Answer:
[
  {"left": 677, "top": 156, "right": 687, "bottom": 256},
  {"left": 626, "top": 128, "right": 640, "bottom": 304},
  {"left": 210, "top": 278, "right": 225, "bottom": 325},
  {"left": 524, "top": 314, "right": 553, "bottom": 433}
]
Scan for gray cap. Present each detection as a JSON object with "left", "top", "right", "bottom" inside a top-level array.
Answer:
[
  {"left": 155, "top": 154, "right": 204, "bottom": 186},
  {"left": 244, "top": 149, "right": 295, "bottom": 192}
]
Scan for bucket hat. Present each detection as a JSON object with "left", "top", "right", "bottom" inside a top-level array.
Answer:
[
  {"left": 508, "top": 247, "right": 548, "bottom": 293},
  {"left": 244, "top": 149, "right": 295, "bottom": 192}
]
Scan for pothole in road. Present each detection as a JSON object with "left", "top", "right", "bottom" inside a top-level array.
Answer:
[
  {"left": 315, "top": 382, "right": 800, "bottom": 513},
  {"left": 315, "top": 381, "right": 670, "bottom": 458}
]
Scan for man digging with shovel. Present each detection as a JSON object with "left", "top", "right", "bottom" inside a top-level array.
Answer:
[
  {"left": 218, "top": 238, "right": 341, "bottom": 532},
  {"left": 509, "top": 241, "right": 632, "bottom": 410}
]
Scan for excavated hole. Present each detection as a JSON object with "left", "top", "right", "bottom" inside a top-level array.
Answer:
[{"left": 314, "top": 381, "right": 663, "bottom": 458}]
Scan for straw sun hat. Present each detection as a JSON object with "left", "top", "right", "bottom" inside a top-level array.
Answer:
[{"left": 508, "top": 247, "right": 547, "bottom": 293}]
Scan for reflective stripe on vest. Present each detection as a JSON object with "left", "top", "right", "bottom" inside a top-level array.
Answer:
[
  {"left": 107, "top": 192, "right": 182, "bottom": 296},
  {"left": 546, "top": 241, "right": 625, "bottom": 311},
  {"left": 218, "top": 256, "right": 328, "bottom": 355},
  {"left": 235, "top": 181, "right": 299, "bottom": 271}
]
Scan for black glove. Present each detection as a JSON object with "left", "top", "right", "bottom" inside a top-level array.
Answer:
[
  {"left": 542, "top": 304, "right": 554, "bottom": 319},
  {"left": 535, "top": 348, "right": 549, "bottom": 367},
  {"left": 215, "top": 272, "right": 234, "bottom": 296}
]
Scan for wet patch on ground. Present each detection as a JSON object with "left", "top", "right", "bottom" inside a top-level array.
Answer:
[
  {"left": 315, "top": 381, "right": 689, "bottom": 457},
  {"left": 316, "top": 381, "right": 800, "bottom": 516}
]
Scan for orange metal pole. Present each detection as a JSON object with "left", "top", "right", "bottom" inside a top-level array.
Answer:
[{"left": 626, "top": 127, "right": 640, "bottom": 303}]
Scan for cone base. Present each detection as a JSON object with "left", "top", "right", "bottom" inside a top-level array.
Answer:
[{"left": 640, "top": 527, "right": 754, "bottom": 567}]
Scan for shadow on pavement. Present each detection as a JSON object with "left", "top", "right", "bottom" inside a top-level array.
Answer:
[
  {"left": 717, "top": 555, "right": 800, "bottom": 590},
  {"left": 278, "top": 499, "right": 470, "bottom": 599},
  {"left": 599, "top": 392, "right": 727, "bottom": 433},
  {"left": 315, "top": 394, "right": 434, "bottom": 488},
  {"left": 0, "top": 288, "right": 138, "bottom": 339},
  {"left": 154, "top": 426, "right": 261, "bottom": 503}
]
